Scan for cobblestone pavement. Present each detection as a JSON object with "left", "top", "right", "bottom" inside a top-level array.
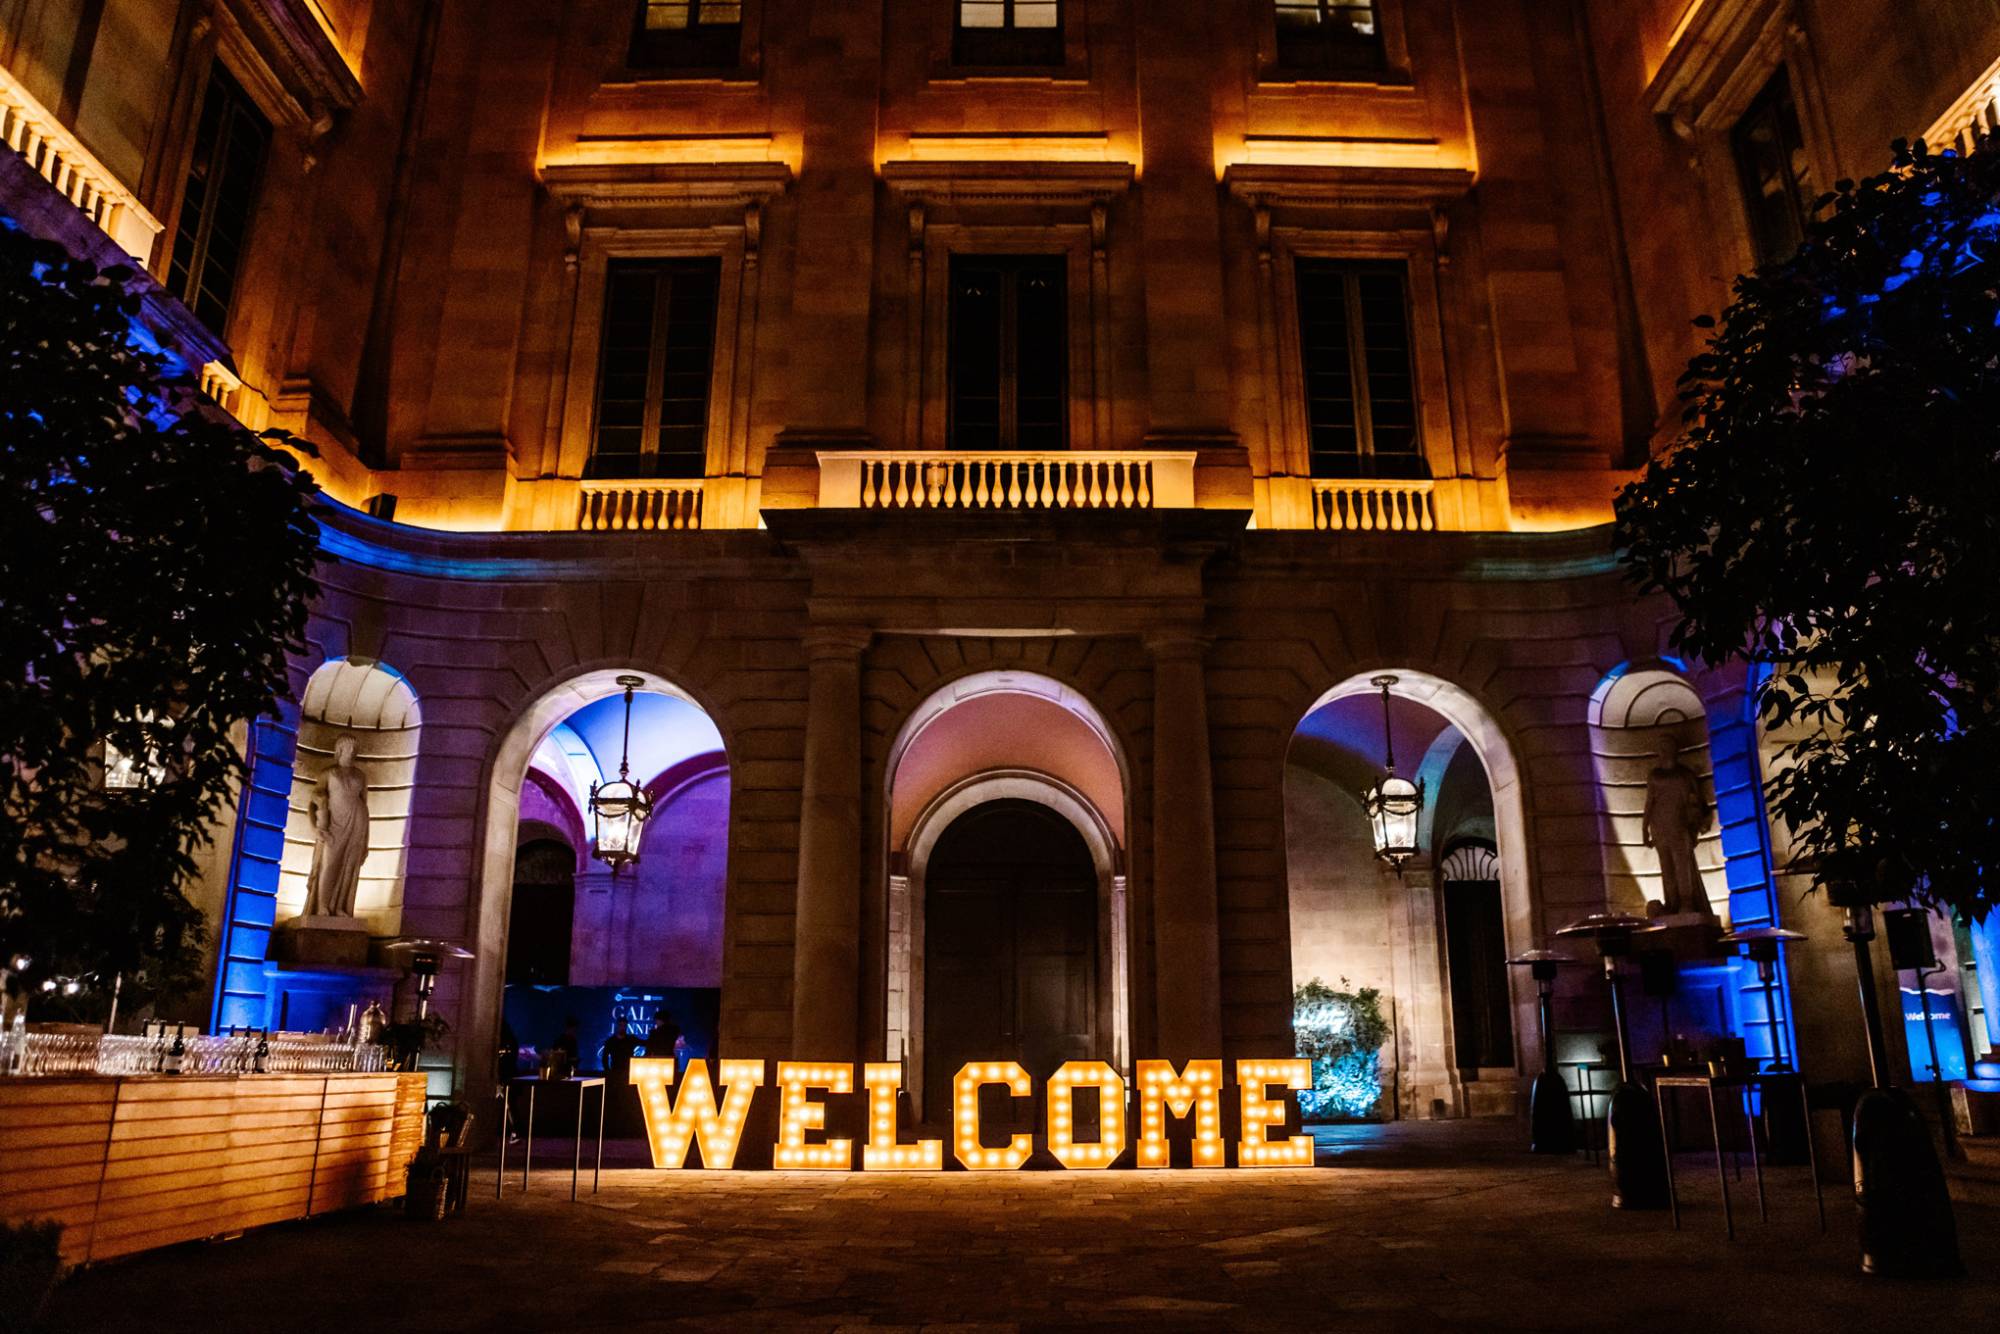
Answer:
[{"left": 43, "top": 1122, "right": 2000, "bottom": 1333}]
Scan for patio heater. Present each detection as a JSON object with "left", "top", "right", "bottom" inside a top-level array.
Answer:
[
  {"left": 1719, "top": 925, "right": 1808, "bottom": 1164},
  {"left": 1506, "top": 949, "right": 1576, "bottom": 1154},
  {"left": 1828, "top": 883, "right": 1960, "bottom": 1278},
  {"left": 384, "top": 938, "right": 475, "bottom": 1023},
  {"left": 1555, "top": 913, "right": 1668, "bottom": 1209}
]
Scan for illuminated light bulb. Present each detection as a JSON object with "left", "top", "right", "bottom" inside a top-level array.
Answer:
[
  {"left": 1235, "top": 1057, "right": 1313, "bottom": 1168},
  {"left": 952, "top": 1060, "right": 1032, "bottom": 1171},
  {"left": 860, "top": 1062, "right": 943, "bottom": 1171},
  {"left": 630, "top": 1057, "right": 765, "bottom": 1169},
  {"left": 1134, "top": 1059, "right": 1224, "bottom": 1169},
  {"left": 772, "top": 1062, "right": 853, "bottom": 1171}
]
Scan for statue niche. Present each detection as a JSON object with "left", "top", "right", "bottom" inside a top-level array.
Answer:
[{"left": 304, "top": 734, "right": 371, "bottom": 920}]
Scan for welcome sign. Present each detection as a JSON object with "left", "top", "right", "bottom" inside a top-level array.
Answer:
[{"left": 629, "top": 1056, "right": 1316, "bottom": 1171}]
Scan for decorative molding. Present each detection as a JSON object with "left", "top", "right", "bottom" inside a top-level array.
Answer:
[
  {"left": 538, "top": 162, "right": 792, "bottom": 211},
  {"left": 880, "top": 160, "right": 1135, "bottom": 209},
  {"left": 1645, "top": 0, "right": 1791, "bottom": 135},
  {"left": 1222, "top": 163, "right": 1475, "bottom": 212},
  {"left": 219, "top": 0, "right": 363, "bottom": 123}
]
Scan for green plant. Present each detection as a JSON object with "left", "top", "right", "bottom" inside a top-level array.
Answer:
[
  {"left": 0, "top": 223, "right": 321, "bottom": 995},
  {"left": 0, "top": 1218, "right": 64, "bottom": 1333},
  {"left": 1293, "top": 977, "right": 1389, "bottom": 1121},
  {"left": 1616, "top": 139, "right": 2000, "bottom": 917}
]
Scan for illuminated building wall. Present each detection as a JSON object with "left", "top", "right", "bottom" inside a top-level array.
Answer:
[{"left": 8, "top": 0, "right": 1996, "bottom": 1104}]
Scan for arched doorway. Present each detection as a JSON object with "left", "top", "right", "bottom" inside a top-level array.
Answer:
[
  {"left": 468, "top": 669, "right": 729, "bottom": 1102},
  {"left": 922, "top": 799, "right": 1099, "bottom": 1123},
  {"left": 1285, "top": 671, "right": 1530, "bottom": 1120},
  {"left": 882, "top": 670, "right": 1131, "bottom": 1119}
]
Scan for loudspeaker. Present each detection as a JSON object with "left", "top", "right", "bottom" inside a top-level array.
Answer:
[{"left": 1883, "top": 909, "right": 1938, "bottom": 971}]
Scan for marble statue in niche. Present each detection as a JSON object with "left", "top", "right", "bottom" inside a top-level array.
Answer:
[
  {"left": 304, "top": 734, "right": 371, "bottom": 919},
  {"left": 1641, "top": 732, "right": 1714, "bottom": 918}
]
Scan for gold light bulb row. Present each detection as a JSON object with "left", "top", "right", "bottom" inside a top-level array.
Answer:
[{"left": 632, "top": 1057, "right": 1317, "bottom": 1171}]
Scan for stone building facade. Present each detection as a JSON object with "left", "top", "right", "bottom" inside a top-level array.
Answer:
[{"left": 8, "top": 0, "right": 1999, "bottom": 1117}]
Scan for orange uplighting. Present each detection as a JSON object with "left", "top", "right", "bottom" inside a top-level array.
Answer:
[
  {"left": 861, "top": 1063, "right": 945, "bottom": 1171},
  {"left": 1134, "top": 1059, "right": 1225, "bottom": 1168}
]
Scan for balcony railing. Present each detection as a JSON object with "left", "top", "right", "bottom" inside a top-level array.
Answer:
[
  {"left": 0, "top": 66, "right": 162, "bottom": 262},
  {"left": 1310, "top": 479, "right": 1437, "bottom": 533},
  {"left": 818, "top": 451, "right": 1197, "bottom": 511},
  {"left": 577, "top": 478, "right": 705, "bottom": 531}
]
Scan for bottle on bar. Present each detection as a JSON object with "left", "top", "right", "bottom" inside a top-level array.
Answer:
[
  {"left": 151, "top": 1023, "right": 167, "bottom": 1073},
  {"left": 165, "top": 1024, "right": 185, "bottom": 1075},
  {"left": 254, "top": 1028, "right": 268, "bottom": 1075}
]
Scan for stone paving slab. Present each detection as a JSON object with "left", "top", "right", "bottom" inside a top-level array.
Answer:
[{"left": 39, "top": 1122, "right": 2000, "bottom": 1332}]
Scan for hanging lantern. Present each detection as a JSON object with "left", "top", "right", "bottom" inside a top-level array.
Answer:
[
  {"left": 588, "top": 675, "right": 653, "bottom": 873},
  {"left": 1362, "top": 675, "right": 1425, "bottom": 871}
]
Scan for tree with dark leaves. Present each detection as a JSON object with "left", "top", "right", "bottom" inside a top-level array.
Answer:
[
  {"left": 1617, "top": 140, "right": 1999, "bottom": 919},
  {"left": 0, "top": 221, "right": 320, "bottom": 1014}
]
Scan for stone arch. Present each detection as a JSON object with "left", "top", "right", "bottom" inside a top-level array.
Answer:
[
  {"left": 1587, "top": 660, "right": 1729, "bottom": 921},
  {"left": 882, "top": 669, "right": 1132, "bottom": 1119},
  {"left": 465, "top": 667, "right": 730, "bottom": 1099},
  {"left": 1285, "top": 669, "right": 1537, "bottom": 1116},
  {"left": 278, "top": 656, "right": 422, "bottom": 935}
]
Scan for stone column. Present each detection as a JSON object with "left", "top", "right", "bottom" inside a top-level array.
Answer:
[
  {"left": 791, "top": 627, "right": 871, "bottom": 1059},
  {"left": 1145, "top": 632, "right": 1224, "bottom": 1060}
]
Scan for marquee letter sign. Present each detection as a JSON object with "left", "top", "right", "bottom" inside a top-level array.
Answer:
[{"left": 632, "top": 1057, "right": 1316, "bottom": 1172}]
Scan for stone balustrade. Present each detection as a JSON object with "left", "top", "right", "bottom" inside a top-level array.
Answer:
[
  {"left": 817, "top": 450, "right": 1197, "bottom": 511},
  {"left": 577, "top": 479, "right": 705, "bottom": 530},
  {"left": 1309, "top": 479, "right": 1438, "bottom": 533},
  {"left": 0, "top": 66, "right": 162, "bottom": 262}
]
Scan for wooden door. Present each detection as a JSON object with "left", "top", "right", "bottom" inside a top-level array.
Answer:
[
  {"left": 923, "top": 800, "right": 1098, "bottom": 1127},
  {"left": 1443, "top": 879, "right": 1515, "bottom": 1070}
]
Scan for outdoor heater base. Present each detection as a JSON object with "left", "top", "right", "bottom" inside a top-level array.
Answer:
[
  {"left": 1528, "top": 1070, "right": 1576, "bottom": 1154},
  {"left": 1606, "top": 1082, "right": 1669, "bottom": 1209},
  {"left": 1853, "top": 1088, "right": 1962, "bottom": 1278}
]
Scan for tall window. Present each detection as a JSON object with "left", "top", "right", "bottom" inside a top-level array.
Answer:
[
  {"left": 629, "top": 0, "right": 742, "bottom": 69},
  {"left": 1294, "top": 261, "right": 1423, "bottom": 479},
  {"left": 167, "top": 66, "right": 269, "bottom": 337},
  {"left": 1731, "top": 70, "right": 1816, "bottom": 268},
  {"left": 1274, "top": 1, "right": 1384, "bottom": 74},
  {"left": 949, "top": 256, "right": 1066, "bottom": 451},
  {"left": 590, "top": 259, "right": 721, "bottom": 480},
  {"left": 955, "top": 1, "right": 1063, "bottom": 68}
]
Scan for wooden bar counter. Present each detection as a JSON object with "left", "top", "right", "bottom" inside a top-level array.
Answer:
[{"left": 0, "top": 1072, "right": 427, "bottom": 1266}]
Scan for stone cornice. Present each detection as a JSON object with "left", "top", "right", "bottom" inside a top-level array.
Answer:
[
  {"left": 1222, "top": 163, "right": 1476, "bottom": 213},
  {"left": 880, "top": 160, "right": 1135, "bottom": 208},
  {"left": 538, "top": 161, "right": 793, "bottom": 211},
  {"left": 220, "top": 0, "right": 363, "bottom": 121},
  {"left": 1644, "top": 0, "right": 1792, "bottom": 134}
]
